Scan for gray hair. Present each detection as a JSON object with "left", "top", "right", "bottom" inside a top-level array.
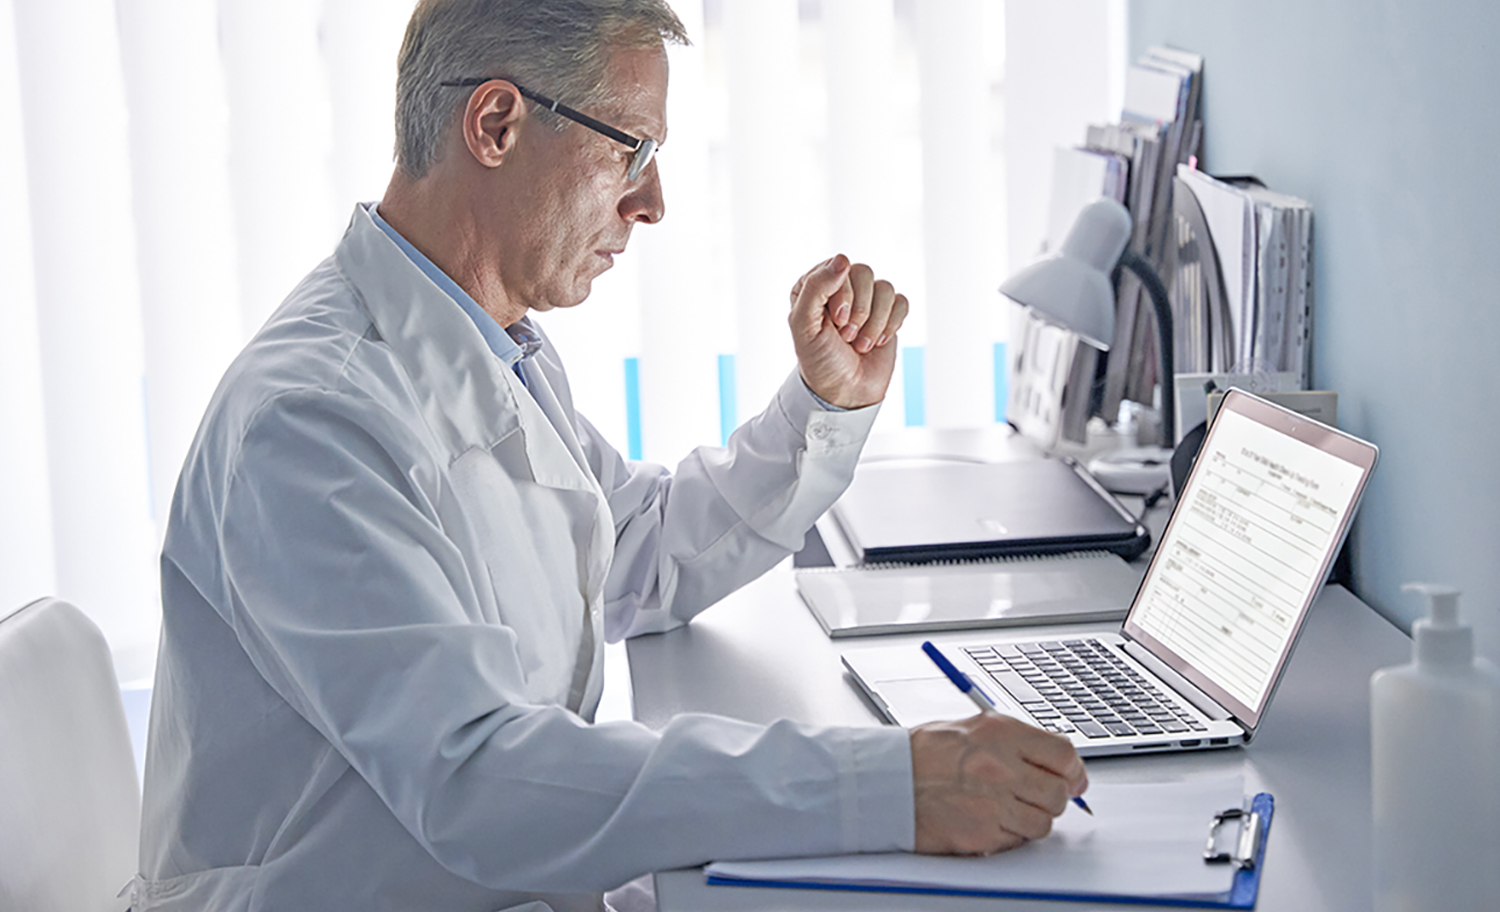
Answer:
[{"left": 395, "top": 0, "right": 689, "bottom": 178}]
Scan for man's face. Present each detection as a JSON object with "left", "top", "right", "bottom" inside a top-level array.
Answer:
[{"left": 497, "top": 46, "right": 668, "bottom": 314}]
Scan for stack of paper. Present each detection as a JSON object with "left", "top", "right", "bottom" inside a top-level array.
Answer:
[
  {"left": 1098, "top": 46, "right": 1205, "bottom": 420},
  {"left": 1027, "top": 46, "right": 1204, "bottom": 441},
  {"left": 1172, "top": 167, "right": 1314, "bottom": 386}
]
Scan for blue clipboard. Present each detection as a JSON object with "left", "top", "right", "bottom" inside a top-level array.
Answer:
[{"left": 707, "top": 793, "right": 1274, "bottom": 909}]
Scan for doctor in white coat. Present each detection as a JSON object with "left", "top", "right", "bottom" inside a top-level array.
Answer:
[{"left": 135, "top": 1, "right": 1088, "bottom": 910}]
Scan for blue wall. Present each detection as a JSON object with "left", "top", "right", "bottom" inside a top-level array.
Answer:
[{"left": 1131, "top": 1, "right": 1500, "bottom": 657}]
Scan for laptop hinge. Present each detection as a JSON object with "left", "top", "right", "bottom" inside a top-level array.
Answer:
[{"left": 1123, "top": 641, "right": 1233, "bottom": 722}]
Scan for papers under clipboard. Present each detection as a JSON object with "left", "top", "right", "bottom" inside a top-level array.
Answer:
[{"left": 705, "top": 778, "right": 1274, "bottom": 909}]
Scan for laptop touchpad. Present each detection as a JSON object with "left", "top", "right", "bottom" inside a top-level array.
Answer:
[{"left": 873, "top": 676, "right": 1021, "bottom": 728}]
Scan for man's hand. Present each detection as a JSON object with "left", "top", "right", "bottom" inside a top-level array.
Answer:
[
  {"left": 788, "top": 254, "right": 909, "bottom": 410},
  {"left": 910, "top": 712, "right": 1089, "bottom": 855}
]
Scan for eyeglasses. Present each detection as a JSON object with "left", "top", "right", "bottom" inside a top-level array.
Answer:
[{"left": 440, "top": 78, "right": 658, "bottom": 183}]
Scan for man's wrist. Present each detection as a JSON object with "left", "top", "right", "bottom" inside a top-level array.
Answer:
[{"left": 800, "top": 375, "right": 848, "bottom": 412}]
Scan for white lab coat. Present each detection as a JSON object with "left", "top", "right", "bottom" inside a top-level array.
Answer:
[{"left": 134, "top": 205, "right": 914, "bottom": 912}]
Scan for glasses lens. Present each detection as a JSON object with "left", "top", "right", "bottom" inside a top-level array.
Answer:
[{"left": 627, "top": 138, "right": 657, "bottom": 182}]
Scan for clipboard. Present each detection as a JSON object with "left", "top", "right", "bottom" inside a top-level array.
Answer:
[{"left": 705, "top": 781, "right": 1274, "bottom": 909}]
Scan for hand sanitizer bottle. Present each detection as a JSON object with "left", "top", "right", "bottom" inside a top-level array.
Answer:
[{"left": 1371, "top": 584, "right": 1500, "bottom": 912}]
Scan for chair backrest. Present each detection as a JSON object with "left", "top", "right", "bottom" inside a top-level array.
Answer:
[{"left": 0, "top": 598, "right": 140, "bottom": 912}]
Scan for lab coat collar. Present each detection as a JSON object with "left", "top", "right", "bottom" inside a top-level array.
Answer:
[
  {"left": 332, "top": 205, "right": 599, "bottom": 497},
  {"left": 336, "top": 204, "right": 520, "bottom": 451},
  {"left": 364, "top": 202, "right": 543, "bottom": 369}
]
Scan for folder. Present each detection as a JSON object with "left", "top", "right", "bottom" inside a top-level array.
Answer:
[
  {"left": 1171, "top": 167, "right": 1314, "bottom": 386},
  {"left": 705, "top": 778, "right": 1274, "bottom": 909}
]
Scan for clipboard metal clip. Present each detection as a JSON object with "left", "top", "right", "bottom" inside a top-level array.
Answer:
[{"left": 1204, "top": 807, "right": 1262, "bottom": 870}]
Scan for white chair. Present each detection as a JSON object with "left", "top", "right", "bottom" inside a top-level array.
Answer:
[{"left": 0, "top": 598, "right": 140, "bottom": 912}]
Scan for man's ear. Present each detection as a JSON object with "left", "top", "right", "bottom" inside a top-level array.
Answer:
[{"left": 461, "top": 80, "right": 526, "bottom": 168}]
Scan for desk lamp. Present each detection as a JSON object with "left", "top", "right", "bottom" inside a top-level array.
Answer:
[{"left": 1000, "top": 197, "right": 1176, "bottom": 447}]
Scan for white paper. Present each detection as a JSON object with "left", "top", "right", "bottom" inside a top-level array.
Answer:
[
  {"left": 707, "top": 777, "right": 1247, "bottom": 900},
  {"left": 1123, "top": 63, "right": 1185, "bottom": 125},
  {"left": 1178, "top": 168, "right": 1257, "bottom": 371}
]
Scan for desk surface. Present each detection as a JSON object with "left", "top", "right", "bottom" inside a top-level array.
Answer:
[{"left": 629, "top": 563, "right": 1408, "bottom": 911}]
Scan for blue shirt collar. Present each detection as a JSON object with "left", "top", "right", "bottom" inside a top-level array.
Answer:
[{"left": 367, "top": 203, "right": 542, "bottom": 368}]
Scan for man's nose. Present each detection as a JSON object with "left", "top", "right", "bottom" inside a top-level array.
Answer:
[{"left": 620, "top": 161, "right": 664, "bottom": 224}]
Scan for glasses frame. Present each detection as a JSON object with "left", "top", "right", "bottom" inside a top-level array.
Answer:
[{"left": 440, "top": 77, "right": 658, "bottom": 183}]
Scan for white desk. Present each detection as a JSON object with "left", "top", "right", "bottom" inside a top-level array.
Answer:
[{"left": 629, "top": 547, "right": 1409, "bottom": 910}]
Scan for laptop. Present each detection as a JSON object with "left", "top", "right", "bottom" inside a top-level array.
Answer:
[
  {"left": 830, "top": 456, "right": 1151, "bottom": 564},
  {"left": 842, "top": 389, "right": 1379, "bottom": 755}
]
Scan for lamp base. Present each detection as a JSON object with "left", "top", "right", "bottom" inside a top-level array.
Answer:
[{"left": 1086, "top": 446, "right": 1173, "bottom": 496}]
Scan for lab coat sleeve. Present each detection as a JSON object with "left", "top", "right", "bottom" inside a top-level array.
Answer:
[
  {"left": 217, "top": 388, "right": 912, "bottom": 892},
  {"left": 590, "top": 371, "right": 879, "bottom": 640}
]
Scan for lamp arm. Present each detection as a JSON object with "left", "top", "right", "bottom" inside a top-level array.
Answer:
[{"left": 1119, "top": 249, "right": 1175, "bottom": 445}]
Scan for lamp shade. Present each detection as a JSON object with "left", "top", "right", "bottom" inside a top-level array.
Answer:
[{"left": 999, "top": 198, "right": 1132, "bottom": 350}]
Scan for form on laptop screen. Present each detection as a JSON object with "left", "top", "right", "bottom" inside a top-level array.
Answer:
[{"left": 1123, "top": 400, "right": 1373, "bottom": 727}]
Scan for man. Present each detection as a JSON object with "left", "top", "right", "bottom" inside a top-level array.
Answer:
[{"left": 135, "top": 2, "right": 1088, "bottom": 910}]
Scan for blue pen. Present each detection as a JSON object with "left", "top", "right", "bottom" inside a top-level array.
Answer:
[{"left": 921, "top": 641, "right": 1093, "bottom": 816}]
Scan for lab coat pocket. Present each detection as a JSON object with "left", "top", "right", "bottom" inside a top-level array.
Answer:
[
  {"left": 450, "top": 440, "right": 599, "bottom": 707},
  {"left": 128, "top": 865, "right": 259, "bottom": 912}
]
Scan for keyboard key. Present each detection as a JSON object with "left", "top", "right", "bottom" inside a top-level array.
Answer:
[
  {"left": 1104, "top": 722, "right": 1136, "bottom": 736},
  {"left": 987, "top": 671, "right": 1043, "bottom": 703},
  {"left": 1135, "top": 725, "right": 1163, "bottom": 735},
  {"left": 1075, "top": 720, "right": 1110, "bottom": 738},
  {"left": 1161, "top": 720, "right": 1189, "bottom": 733}
]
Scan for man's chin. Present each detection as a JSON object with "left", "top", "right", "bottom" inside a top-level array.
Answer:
[{"left": 529, "top": 285, "right": 593, "bottom": 314}]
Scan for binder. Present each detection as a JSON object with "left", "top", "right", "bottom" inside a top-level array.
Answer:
[
  {"left": 795, "top": 552, "right": 1143, "bottom": 638},
  {"left": 706, "top": 779, "right": 1274, "bottom": 909}
]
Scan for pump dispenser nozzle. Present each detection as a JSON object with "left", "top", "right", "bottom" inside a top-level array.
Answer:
[{"left": 1402, "top": 582, "right": 1471, "bottom": 668}]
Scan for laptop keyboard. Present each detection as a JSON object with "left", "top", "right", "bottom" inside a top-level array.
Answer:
[{"left": 964, "top": 640, "right": 1210, "bottom": 739}]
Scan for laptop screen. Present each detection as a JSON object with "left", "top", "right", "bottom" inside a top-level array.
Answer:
[{"left": 1122, "top": 390, "right": 1377, "bottom": 729}]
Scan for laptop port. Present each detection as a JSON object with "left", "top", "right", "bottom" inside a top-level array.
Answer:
[
  {"left": 1179, "top": 739, "right": 1201, "bottom": 747},
  {"left": 1210, "top": 737, "right": 1229, "bottom": 746},
  {"left": 1131, "top": 743, "right": 1172, "bottom": 751}
]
